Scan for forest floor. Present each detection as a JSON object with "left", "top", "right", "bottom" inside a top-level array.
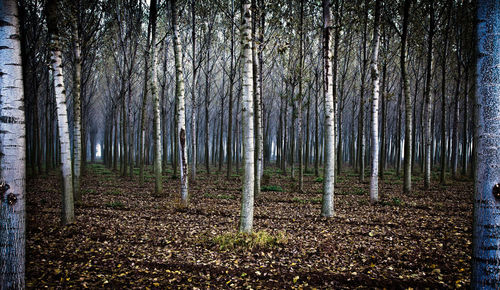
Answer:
[{"left": 26, "top": 163, "right": 472, "bottom": 289}]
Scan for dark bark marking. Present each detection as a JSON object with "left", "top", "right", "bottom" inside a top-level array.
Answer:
[
  {"left": 493, "top": 184, "right": 500, "bottom": 199},
  {"left": 180, "top": 128, "right": 186, "bottom": 150},
  {"left": 6, "top": 192, "right": 17, "bottom": 205},
  {"left": 0, "top": 20, "right": 13, "bottom": 27}
]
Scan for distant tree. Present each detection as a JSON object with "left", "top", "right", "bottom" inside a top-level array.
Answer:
[
  {"left": 0, "top": 1, "right": 26, "bottom": 287},
  {"left": 472, "top": 0, "right": 500, "bottom": 287},
  {"left": 401, "top": 0, "right": 412, "bottom": 194},
  {"left": 423, "top": 0, "right": 434, "bottom": 189}
]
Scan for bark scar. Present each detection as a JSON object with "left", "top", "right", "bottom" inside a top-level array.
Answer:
[
  {"left": 493, "top": 184, "right": 500, "bottom": 199},
  {"left": 7, "top": 193, "right": 17, "bottom": 205}
]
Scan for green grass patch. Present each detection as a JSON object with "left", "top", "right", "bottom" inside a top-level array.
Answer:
[
  {"left": 261, "top": 185, "right": 283, "bottom": 192},
  {"left": 380, "top": 197, "right": 403, "bottom": 207},
  {"left": 212, "top": 231, "right": 287, "bottom": 251},
  {"left": 314, "top": 177, "right": 324, "bottom": 183},
  {"left": 353, "top": 188, "right": 366, "bottom": 195}
]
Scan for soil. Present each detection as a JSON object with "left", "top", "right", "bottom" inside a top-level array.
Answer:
[{"left": 26, "top": 164, "right": 472, "bottom": 289}]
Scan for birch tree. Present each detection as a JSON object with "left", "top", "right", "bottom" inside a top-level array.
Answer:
[
  {"left": 0, "top": 0, "right": 26, "bottom": 287},
  {"left": 149, "top": 0, "right": 162, "bottom": 195},
  {"left": 46, "top": 0, "right": 75, "bottom": 225},
  {"left": 321, "top": 0, "right": 334, "bottom": 217},
  {"left": 191, "top": 0, "right": 198, "bottom": 181},
  {"left": 239, "top": 0, "right": 255, "bottom": 233},
  {"left": 252, "top": 0, "right": 263, "bottom": 196},
  {"left": 171, "top": 0, "right": 188, "bottom": 205},
  {"left": 472, "top": 0, "right": 500, "bottom": 287},
  {"left": 369, "top": 0, "right": 381, "bottom": 203},
  {"left": 71, "top": 11, "right": 82, "bottom": 203}
]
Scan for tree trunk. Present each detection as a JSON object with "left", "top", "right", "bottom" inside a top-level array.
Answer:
[
  {"left": 47, "top": 0, "right": 74, "bottom": 225},
  {"left": 171, "top": 0, "right": 188, "bottom": 204},
  {"left": 239, "top": 0, "right": 255, "bottom": 233},
  {"left": 226, "top": 0, "right": 235, "bottom": 179},
  {"left": 369, "top": 0, "right": 380, "bottom": 203},
  {"left": 139, "top": 6, "right": 152, "bottom": 185},
  {"left": 0, "top": 1, "right": 26, "bottom": 286},
  {"left": 462, "top": 68, "right": 469, "bottom": 176},
  {"left": 191, "top": 0, "right": 198, "bottom": 180},
  {"left": 379, "top": 28, "right": 388, "bottom": 180},
  {"left": 150, "top": 0, "right": 162, "bottom": 194},
  {"left": 297, "top": 0, "right": 304, "bottom": 191},
  {"left": 424, "top": 0, "right": 434, "bottom": 189},
  {"left": 314, "top": 71, "right": 319, "bottom": 176},
  {"left": 451, "top": 53, "right": 461, "bottom": 179},
  {"left": 321, "top": 0, "right": 334, "bottom": 217},
  {"left": 472, "top": 1, "right": 500, "bottom": 286},
  {"left": 71, "top": 16, "right": 82, "bottom": 203},
  {"left": 440, "top": 1, "right": 451, "bottom": 184},
  {"left": 358, "top": 0, "right": 368, "bottom": 183},
  {"left": 204, "top": 24, "right": 212, "bottom": 175},
  {"left": 401, "top": 0, "right": 412, "bottom": 194}
]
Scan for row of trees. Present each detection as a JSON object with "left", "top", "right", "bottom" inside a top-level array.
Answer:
[
  {"left": 2, "top": 0, "right": 499, "bottom": 288},
  {"left": 19, "top": 0, "right": 477, "bottom": 193}
]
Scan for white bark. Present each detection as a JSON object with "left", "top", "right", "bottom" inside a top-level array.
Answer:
[
  {"left": 472, "top": 1, "right": 500, "bottom": 287},
  {"left": 50, "top": 39, "right": 75, "bottom": 225},
  {"left": 71, "top": 18, "right": 82, "bottom": 203},
  {"left": 0, "top": 1, "right": 26, "bottom": 287},
  {"left": 191, "top": 0, "right": 197, "bottom": 181},
  {"left": 150, "top": 0, "right": 162, "bottom": 195},
  {"left": 321, "top": 0, "right": 334, "bottom": 217},
  {"left": 172, "top": 0, "right": 188, "bottom": 204},
  {"left": 239, "top": 0, "right": 255, "bottom": 233},
  {"left": 252, "top": 10, "right": 262, "bottom": 197},
  {"left": 370, "top": 0, "right": 381, "bottom": 204}
]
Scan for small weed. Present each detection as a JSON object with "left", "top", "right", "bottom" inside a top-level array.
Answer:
[
  {"left": 261, "top": 185, "right": 283, "bottom": 192},
  {"left": 106, "top": 201, "right": 125, "bottom": 209},
  {"left": 212, "top": 231, "right": 287, "bottom": 251},
  {"left": 380, "top": 197, "right": 403, "bottom": 207},
  {"left": 353, "top": 188, "right": 366, "bottom": 195},
  {"left": 262, "top": 173, "right": 271, "bottom": 185},
  {"left": 105, "top": 189, "right": 121, "bottom": 196},
  {"left": 82, "top": 189, "right": 95, "bottom": 195},
  {"left": 314, "top": 177, "right": 324, "bottom": 183},
  {"left": 358, "top": 199, "right": 369, "bottom": 206}
]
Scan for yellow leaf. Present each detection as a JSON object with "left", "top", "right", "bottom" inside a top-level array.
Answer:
[
  {"left": 293, "top": 276, "right": 299, "bottom": 283},
  {"left": 54, "top": 269, "right": 61, "bottom": 275},
  {"left": 153, "top": 282, "right": 160, "bottom": 287}
]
